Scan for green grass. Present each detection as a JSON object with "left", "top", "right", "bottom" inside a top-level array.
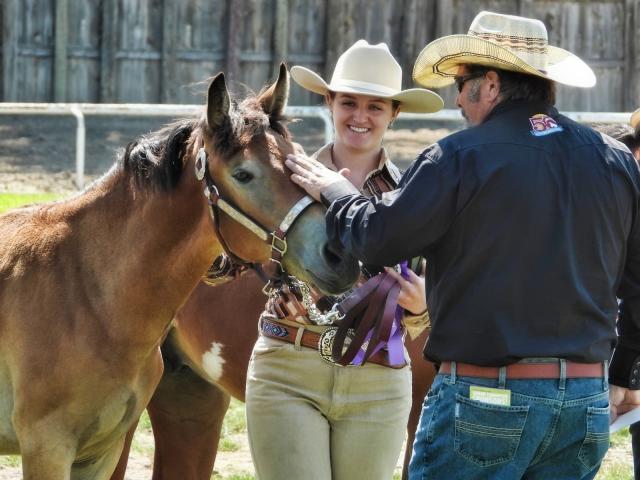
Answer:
[
  {"left": 218, "top": 437, "right": 240, "bottom": 452},
  {"left": 222, "top": 399, "right": 247, "bottom": 435},
  {"left": 610, "top": 426, "right": 631, "bottom": 447},
  {"left": 595, "top": 427, "right": 633, "bottom": 480},
  {"left": 217, "top": 400, "right": 245, "bottom": 451},
  {"left": 0, "top": 192, "right": 62, "bottom": 213},
  {"left": 0, "top": 456, "right": 21, "bottom": 468},
  {"left": 137, "top": 409, "right": 153, "bottom": 432},
  {"left": 596, "top": 461, "right": 633, "bottom": 480}
]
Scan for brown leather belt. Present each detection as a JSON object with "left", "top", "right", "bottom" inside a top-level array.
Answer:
[
  {"left": 439, "top": 361, "right": 604, "bottom": 379},
  {"left": 260, "top": 318, "right": 406, "bottom": 369}
]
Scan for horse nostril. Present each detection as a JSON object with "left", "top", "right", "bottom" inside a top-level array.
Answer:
[{"left": 322, "top": 243, "right": 343, "bottom": 267}]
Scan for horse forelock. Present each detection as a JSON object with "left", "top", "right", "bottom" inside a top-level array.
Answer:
[
  {"left": 205, "top": 93, "right": 291, "bottom": 162},
  {"left": 120, "top": 92, "right": 291, "bottom": 191},
  {"left": 120, "top": 118, "right": 198, "bottom": 192}
]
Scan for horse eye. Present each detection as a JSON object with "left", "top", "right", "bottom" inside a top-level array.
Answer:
[{"left": 232, "top": 169, "right": 253, "bottom": 184}]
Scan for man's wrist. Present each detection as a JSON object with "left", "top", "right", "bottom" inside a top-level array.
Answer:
[
  {"left": 319, "top": 179, "right": 359, "bottom": 207},
  {"left": 609, "top": 346, "right": 640, "bottom": 389}
]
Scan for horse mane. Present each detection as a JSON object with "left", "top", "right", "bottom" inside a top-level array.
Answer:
[
  {"left": 119, "top": 118, "right": 197, "bottom": 192},
  {"left": 120, "top": 87, "right": 290, "bottom": 192}
]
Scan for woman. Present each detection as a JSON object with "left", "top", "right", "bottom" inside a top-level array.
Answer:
[{"left": 245, "top": 40, "right": 443, "bottom": 480}]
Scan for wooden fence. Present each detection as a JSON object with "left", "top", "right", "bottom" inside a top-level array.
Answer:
[{"left": 1, "top": 0, "right": 639, "bottom": 111}]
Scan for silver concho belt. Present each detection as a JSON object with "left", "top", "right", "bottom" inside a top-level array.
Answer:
[{"left": 318, "top": 327, "right": 359, "bottom": 366}]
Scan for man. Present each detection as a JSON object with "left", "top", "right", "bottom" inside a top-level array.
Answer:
[
  {"left": 595, "top": 117, "right": 640, "bottom": 480},
  {"left": 286, "top": 11, "right": 640, "bottom": 480},
  {"left": 596, "top": 122, "right": 640, "bottom": 161}
]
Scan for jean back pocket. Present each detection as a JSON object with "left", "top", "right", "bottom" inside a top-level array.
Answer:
[
  {"left": 454, "top": 394, "right": 529, "bottom": 467},
  {"left": 577, "top": 405, "right": 610, "bottom": 475}
]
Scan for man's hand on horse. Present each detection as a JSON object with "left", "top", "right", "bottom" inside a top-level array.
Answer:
[{"left": 286, "top": 153, "right": 354, "bottom": 202}]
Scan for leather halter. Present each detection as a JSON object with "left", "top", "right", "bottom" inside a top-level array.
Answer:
[{"left": 194, "top": 142, "right": 314, "bottom": 283}]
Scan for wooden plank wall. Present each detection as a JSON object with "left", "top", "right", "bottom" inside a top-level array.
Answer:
[{"left": 0, "top": 0, "right": 638, "bottom": 111}]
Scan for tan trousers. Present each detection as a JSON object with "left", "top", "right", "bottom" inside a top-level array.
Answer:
[{"left": 246, "top": 334, "right": 412, "bottom": 480}]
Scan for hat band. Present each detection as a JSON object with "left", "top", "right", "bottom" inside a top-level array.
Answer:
[
  {"left": 468, "top": 31, "right": 549, "bottom": 71},
  {"left": 328, "top": 78, "right": 400, "bottom": 97}
]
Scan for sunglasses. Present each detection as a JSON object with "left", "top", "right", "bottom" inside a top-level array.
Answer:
[{"left": 454, "top": 73, "right": 485, "bottom": 93}]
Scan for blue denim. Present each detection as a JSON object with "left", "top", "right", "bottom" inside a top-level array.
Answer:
[{"left": 409, "top": 361, "right": 610, "bottom": 480}]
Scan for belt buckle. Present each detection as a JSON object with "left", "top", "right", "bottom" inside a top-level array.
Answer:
[{"left": 318, "top": 326, "right": 358, "bottom": 366}]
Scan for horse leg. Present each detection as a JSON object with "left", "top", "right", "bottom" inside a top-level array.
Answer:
[
  {"left": 147, "top": 364, "right": 230, "bottom": 480},
  {"left": 402, "top": 334, "right": 437, "bottom": 480},
  {"left": 70, "top": 437, "right": 127, "bottom": 480},
  {"left": 19, "top": 439, "right": 74, "bottom": 480},
  {"left": 108, "top": 419, "right": 138, "bottom": 480}
]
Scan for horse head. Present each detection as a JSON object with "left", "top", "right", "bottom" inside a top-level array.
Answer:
[{"left": 195, "top": 64, "right": 359, "bottom": 295}]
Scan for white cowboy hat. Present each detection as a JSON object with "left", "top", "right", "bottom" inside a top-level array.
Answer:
[
  {"left": 631, "top": 108, "right": 640, "bottom": 131},
  {"left": 413, "top": 11, "right": 596, "bottom": 89},
  {"left": 291, "top": 40, "right": 443, "bottom": 113}
]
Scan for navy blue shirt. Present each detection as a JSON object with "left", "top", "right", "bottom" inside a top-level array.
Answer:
[{"left": 321, "top": 100, "right": 640, "bottom": 388}]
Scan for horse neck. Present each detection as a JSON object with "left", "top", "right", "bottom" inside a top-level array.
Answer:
[{"left": 70, "top": 168, "right": 222, "bottom": 346}]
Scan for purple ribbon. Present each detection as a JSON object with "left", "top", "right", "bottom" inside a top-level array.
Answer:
[{"left": 351, "top": 261, "right": 407, "bottom": 366}]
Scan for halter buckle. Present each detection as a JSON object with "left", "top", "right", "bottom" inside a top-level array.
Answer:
[
  {"left": 195, "top": 148, "right": 207, "bottom": 181},
  {"left": 271, "top": 234, "right": 287, "bottom": 256}
]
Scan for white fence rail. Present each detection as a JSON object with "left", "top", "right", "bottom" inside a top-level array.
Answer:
[{"left": 0, "top": 103, "right": 634, "bottom": 189}]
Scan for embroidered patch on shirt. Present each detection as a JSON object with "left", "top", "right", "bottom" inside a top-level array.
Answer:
[{"left": 529, "top": 114, "right": 564, "bottom": 137}]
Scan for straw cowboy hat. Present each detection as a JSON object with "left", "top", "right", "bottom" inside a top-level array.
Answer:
[
  {"left": 290, "top": 40, "right": 443, "bottom": 113},
  {"left": 631, "top": 108, "right": 640, "bottom": 131},
  {"left": 413, "top": 11, "right": 596, "bottom": 89}
]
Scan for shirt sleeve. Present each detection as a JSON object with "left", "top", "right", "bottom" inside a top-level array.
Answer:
[
  {"left": 401, "top": 308, "right": 430, "bottom": 340},
  {"left": 323, "top": 143, "right": 460, "bottom": 266},
  {"left": 611, "top": 162, "right": 640, "bottom": 389}
]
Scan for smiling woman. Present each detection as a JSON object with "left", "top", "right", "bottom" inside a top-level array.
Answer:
[{"left": 243, "top": 40, "right": 443, "bottom": 480}]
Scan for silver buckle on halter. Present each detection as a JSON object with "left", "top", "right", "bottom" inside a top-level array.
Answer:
[
  {"left": 195, "top": 148, "right": 207, "bottom": 181},
  {"left": 271, "top": 234, "right": 287, "bottom": 256}
]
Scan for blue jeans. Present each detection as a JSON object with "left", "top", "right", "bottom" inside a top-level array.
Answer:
[{"left": 409, "top": 362, "right": 610, "bottom": 480}]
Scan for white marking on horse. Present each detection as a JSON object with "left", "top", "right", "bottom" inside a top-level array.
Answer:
[{"left": 202, "top": 342, "right": 226, "bottom": 382}]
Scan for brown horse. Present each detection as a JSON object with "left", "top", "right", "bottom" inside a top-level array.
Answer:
[
  {"left": 0, "top": 65, "right": 358, "bottom": 480},
  {"left": 112, "top": 271, "right": 436, "bottom": 480}
]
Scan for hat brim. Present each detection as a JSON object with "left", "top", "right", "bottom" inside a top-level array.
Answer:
[
  {"left": 631, "top": 108, "right": 640, "bottom": 131},
  {"left": 412, "top": 34, "right": 596, "bottom": 89},
  {"left": 291, "top": 66, "right": 444, "bottom": 113}
]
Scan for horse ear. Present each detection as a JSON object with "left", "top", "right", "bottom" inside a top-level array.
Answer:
[
  {"left": 207, "top": 72, "right": 230, "bottom": 130},
  {"left": 260, "top": 63, "right": 289, "bottom": 117}
]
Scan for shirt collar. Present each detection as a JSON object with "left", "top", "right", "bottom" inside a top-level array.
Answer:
[
  {"left": 483, "top": 100, "right": 559, "bottom": 124},
  {"left": 312, "top": 143, "right": 401, "bottom": 187}
]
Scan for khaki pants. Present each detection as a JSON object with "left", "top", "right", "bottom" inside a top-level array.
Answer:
[{"left": 246, "top": 334, "right": 412, "bottom": 480}]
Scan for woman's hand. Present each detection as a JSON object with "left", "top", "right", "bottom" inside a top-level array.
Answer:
[{"left": 384, "top": 260, "right": 427, "bottom": 315}]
